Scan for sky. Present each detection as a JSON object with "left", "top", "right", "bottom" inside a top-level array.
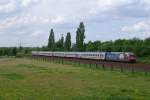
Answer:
[{"left": 0, "top": 0, "right": 150, "bottom": 47}]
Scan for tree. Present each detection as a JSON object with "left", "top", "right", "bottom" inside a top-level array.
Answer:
[
  {"left": 71, "top": 43, "right": 76, "bottom": 51},
  {"left": 86, "top": 41, "right": 94, "bottom": 51},
  {"left": 60, "top": 34, "right": 64, "bottom": 50},
  {"left": 93, "top": 41, "right": 101, "bottom": 51},
  {"left": 65, "top": 32, "right": 71, "bottom": 51},
  {"left": 12, "top": 47, "right": 17, "bottom": 56},
  {"left": 48, "top": 29, "right": 55, "bottom": 51},
  {"left": 56, "top": 34, "right": 64, "bottom": 51},
  {"left": 144, "top": 37, "right": 150, "bottom": 55},
  {"left": 76, "top": 22, "right": 85, "bottom": 51}
]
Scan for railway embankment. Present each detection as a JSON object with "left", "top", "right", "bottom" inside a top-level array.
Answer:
[{"left": 31, "top": 56, "right": 150, "bottom": 74}]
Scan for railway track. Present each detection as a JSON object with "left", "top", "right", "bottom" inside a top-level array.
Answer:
[{"left": 32, "top": 56, "right": 150, "bottom": 73}]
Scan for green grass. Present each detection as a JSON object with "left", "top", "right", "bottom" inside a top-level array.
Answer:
[
  {"left": 0, "top": 58, "right": 149, "bottom": 100},
  {"left": 1, "top": 73, "right": 24, "bottom": 80}
]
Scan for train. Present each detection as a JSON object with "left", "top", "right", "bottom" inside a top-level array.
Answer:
[{"left": 32, "top": 51, "right": 136, "bottom": 63}]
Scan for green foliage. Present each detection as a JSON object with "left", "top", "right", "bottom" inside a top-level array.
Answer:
[
  {"left": 0, "top": 47, "right": 43, "bottom": 57},
  {"left": 56, "top": 34, "right": 64, "bottom": 51},
  {"left": 86, "top": 41, "right": 95, "bottom": 51},
  {"left": 12, "top": 47, "right": 17, "bottom": 55},
  {"left": 65, "top": 32, "right": 71, "bottom": 51},
  {"left": 0, "top": 47, "right": 17, "bottom": 56},
  {"left": 137, "top": 56, "right": 150, "bottom": 63},
  {"left": 85, "top": 37, "right": 150, "bottom": 57},
  {"left": 76, "top": 22, "right": 85, "bottom": 51},
  {"left": 48, "top": 29, "right": 55, "bottom": 51}
]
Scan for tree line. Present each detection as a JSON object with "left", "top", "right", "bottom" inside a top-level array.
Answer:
[
  {"left": 0, "top": 47, "right": 40, "bottom": 57},
  {"left": 0, "top": 22, "right": 149, "bottom": 57},
  {"left": 47, "top": 22, "right": 85, "bottom": 52},
  {"left": 47, "top": 29, "right": 72, "bottom": 51},
  {"left": 85, "top": 38, "right": 150, "bottom": 56},
  {"left": 46, "top": 22, "right": 150, "bottom": 57},
  {"left": 0, "top": 47, "right": 17, "bottom": 56}
]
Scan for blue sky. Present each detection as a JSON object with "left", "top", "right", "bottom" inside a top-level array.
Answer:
[{"left": 0, "top": 0, "right": 150, "bottom": 47}]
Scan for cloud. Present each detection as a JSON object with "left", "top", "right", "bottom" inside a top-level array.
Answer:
[
  {"left": 21, "top": 0, "right": 39, "bottom": 7},
  {"left": 88, "top": 0, "right": 150, "bottom": 18},
  {"left": 0, "top": 14, "right": 50, "bottom": 30},
  {"left": 0, "top": 13, "right": 71, "bottom": 38},
  {"left": 1, "top": 0, "right": 150, "bottom": 46},
  {"left": 0, "top": 14, "right": 51, "bottom": 39},
  {"left": 0, "top": 0, "right": 39, "bottom": 13},
  {"left": 121, "top": 21, "right": 150, "bottom": 34},
  {"left": 29, "top": 31, "right": 43, "bottom": 37},
  {"left": 0, "top": 0, "right": 16, "bottom": 13}
]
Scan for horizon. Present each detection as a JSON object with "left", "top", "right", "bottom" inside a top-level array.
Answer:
[{"left": 0, "top": 37, "right": 149, "bottom": 48}]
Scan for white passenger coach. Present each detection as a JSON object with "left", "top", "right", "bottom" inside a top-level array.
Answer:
[{"left": 32, "top": 51, "right": 136, "bottom": 63}]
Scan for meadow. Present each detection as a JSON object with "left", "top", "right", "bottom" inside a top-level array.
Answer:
[{"left": 0, "top": 58, "right": 149, "bottom": 100}]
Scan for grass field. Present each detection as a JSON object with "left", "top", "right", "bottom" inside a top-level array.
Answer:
[{"left": 0, "top": 58, "right": 150, "bottom": 100}]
